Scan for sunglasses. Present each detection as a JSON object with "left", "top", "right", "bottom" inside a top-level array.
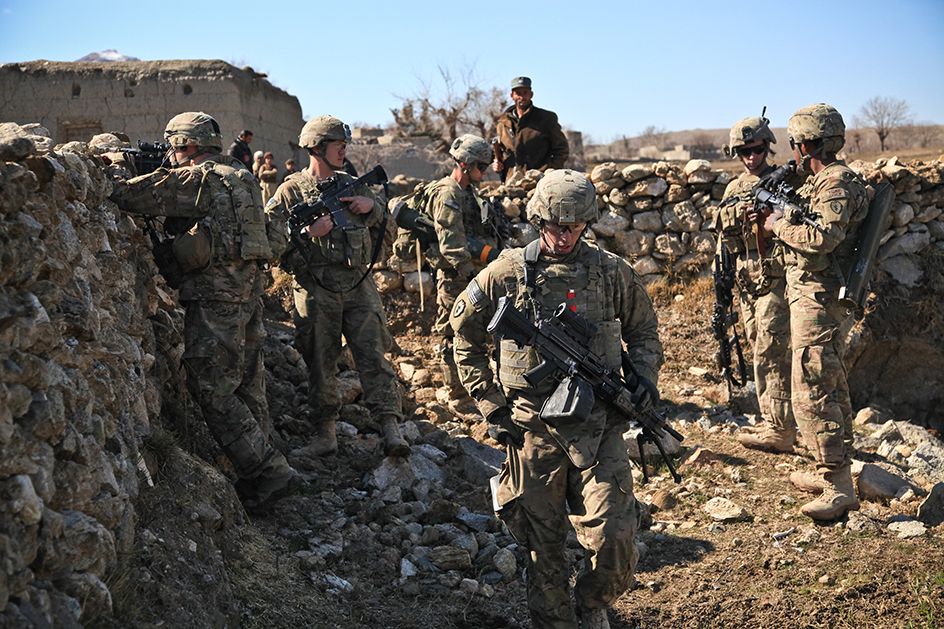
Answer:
[
  {"left": 475, "top": 162, "right": 490, "bottom": 171},
  {"left": 736, "top": 145, "right": 767, "bottom": 157}
]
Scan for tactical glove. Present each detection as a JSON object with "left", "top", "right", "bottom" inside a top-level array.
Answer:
[
  {"left": 486, "top": 407, "right": 524, "bottom": 448},
  {"left": 629, "top": 375, "right": 659, "bottom": 413}
]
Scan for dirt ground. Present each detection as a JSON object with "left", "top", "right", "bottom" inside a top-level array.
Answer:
[{"left": 96, "top": 272, "right": 944, "bottom": 629}]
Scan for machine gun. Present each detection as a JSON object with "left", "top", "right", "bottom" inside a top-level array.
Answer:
[
  {"left": 711, "top": 242, "right": 748, "bottom": 389},
  {"left": 751, "top": 161, "right": 826, "bottom": 235},
  {"left": 287, "top": 165, "right": 389, "bottom": 234},
  {"left": 487, "top": 297, "right": 684, "bottom": 483},
  {"left": 390, "top": 198, "right": 500, "bottom": 264}
]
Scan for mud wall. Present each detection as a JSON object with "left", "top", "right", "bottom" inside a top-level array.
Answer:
[{"left": 0, "top": 60, "right": 306, "bottom": 166}]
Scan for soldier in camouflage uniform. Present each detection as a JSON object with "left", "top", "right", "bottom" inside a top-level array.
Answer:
[
  {"left": 762, "top": 104, "right": 869, "bottom": 521},
  {"left": 109, "top": 112, "right": 299, "bottom": 510},
  {"left": 413, "top": 134, "right": 499, "bottom": 408},
  {"left": 716, "top": 115, "right": 797, "bottom": 453},
  {"left": 265, "top": 116, "right": 409, "bottom": 459},
  {"left": 450, "top": 170, "right": 663, "bottom": 629}
]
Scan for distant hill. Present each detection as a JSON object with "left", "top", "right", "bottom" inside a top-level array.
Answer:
[{"left": 75, "top": 50, "right": 140, "bottom": 62}]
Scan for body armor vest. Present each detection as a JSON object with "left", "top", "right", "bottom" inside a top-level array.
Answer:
[{"left": 498, "top": 240, "right": 623, "bottom": 391}]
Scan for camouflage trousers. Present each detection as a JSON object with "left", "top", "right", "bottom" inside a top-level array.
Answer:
[
  {"left": 496, "top": 394, "right": 638, "bottom": 629},
  {"left": 293, "top": 272, "right": 401, "bottom": 425},
  {"left": 435, "top": 268, "right": 468, "bottom": 391},
  {"left": 785, "top": 268, "right": 855, "bottom": 467},
  {"left": 739, "top": 277, "right": 794, "bottom": 430},
  {"left": 181, "top": 298, "right": 290, "bottom": 481}
]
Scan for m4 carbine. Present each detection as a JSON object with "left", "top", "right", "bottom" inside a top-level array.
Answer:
[
  {"left": 487, "top": 297, "right": 684, "bottom": 483},
  {"left": 711, "top": 242, "right": 748, "bottom": 389},
  {"left": 391, "top": 199, "right": 499, "bottom": 264},
  {"left": 288, "top": 165, "right": 388, "bottom": 233},
  {"left": 751, "top": 161, "right": 826, "bottom": 234}
]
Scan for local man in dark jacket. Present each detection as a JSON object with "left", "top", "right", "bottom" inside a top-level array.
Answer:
[
  {"left": 227, "top": 129, "right": 253, "bottom": 170},
  {"left": 493, "top": 77, "right": 569, "bottom": 182}
]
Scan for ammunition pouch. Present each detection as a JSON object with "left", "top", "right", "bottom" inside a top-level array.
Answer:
[{"left": 173, "top": 222, "right": 212, "bottom": 272}]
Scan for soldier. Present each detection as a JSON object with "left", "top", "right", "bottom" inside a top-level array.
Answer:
[
  {"left": 265, "top": 116, "right": 410, "bottom": 458},
  {"left": 411, "top": 134, "right": 499, "bottom": 410},
  {"left": 716, "top": 114, "right": 797, "bottom": 453},
  {"left": 108, "top": 112, "right": 299, "bottom": 510},
  {"left": 762, "top": 104, "right": 869, "bottom": 521},
  {"left": 493, "top": 77, "right": 570, "bottom": 181},
  {"left": 450, "top": 170, "right": 663, "bottom": 629}
]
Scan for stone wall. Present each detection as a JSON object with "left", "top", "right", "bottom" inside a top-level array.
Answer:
[
  {"left": 478, "top": 157, "right": 944, "bottom": 285},
  {"left": 0, "top": 60, "right": 306, "bottom": 165},
  {"left": 0, "top": 122, "right": 163, "bottom": 625}
]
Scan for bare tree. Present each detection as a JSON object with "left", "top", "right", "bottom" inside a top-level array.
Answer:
[
  {"left": 898, "top": 122, "right": 942, "bottom": 150},
  {"left": 389, "top": 64, "right": 506, "bottom": 153},
  {"left": 638, "top": 125, "right": 667, "bottom": 150},
  {"left": 690, "top": 132, "right": 715, "bottom": 159},
  {"left": 854, "top": 96, "right": 912, "bottom": 152}
]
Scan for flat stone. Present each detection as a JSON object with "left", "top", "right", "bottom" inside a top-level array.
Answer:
[
  {"left": 703, "top": 497, "right": 750, "bottom": 522},
  {"left": 887, "top": 519, "right": 927, "bottom": 538}
]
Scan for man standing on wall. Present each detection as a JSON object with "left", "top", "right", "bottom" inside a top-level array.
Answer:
[
  {"left": 227, "top": 129, "right": 253, "bottom": 170},
  {"left": 493, "top": 77, "right": 570, "bottom": 182}
]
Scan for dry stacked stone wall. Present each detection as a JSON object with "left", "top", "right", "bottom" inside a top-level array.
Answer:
[{"left": 0, "top": 122, "right": 165, "bottom": 625}]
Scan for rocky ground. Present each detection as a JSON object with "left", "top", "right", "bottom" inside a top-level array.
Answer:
[{"left": 92, "top": 272, "right": 944, "bottom": 629}]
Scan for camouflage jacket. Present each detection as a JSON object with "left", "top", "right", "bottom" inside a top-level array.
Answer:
[
  {"left": 449, "top": 239, "right": 663, "bottom": 421},
  {"left": 716, "top": 165, "right": 777, "bottom": 255},
  {"left": 495, "top": 104, "right": 569, "bottom": 179},
  {"left": 265, "top": 169, "right": 386, "bottom": 292},
  {"left": 110, "top": 154, "right": 266, "bottom": 303},
  {"left": 423, "top": 177, "right": 498, "bottom": 277},
  {"left": 774, "top": 160, "right": 870, "bottom": 275}
]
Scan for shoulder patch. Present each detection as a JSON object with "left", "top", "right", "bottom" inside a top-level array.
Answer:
[
  {"left": 824, "top": 187, "right": 848, "bottom": 200},
  {"left": 265, "top": 197, "right": 278, "bottom": 209},
  {"left": 452, "top": 299, "right": 466, "bottom": 318},
  {"left": 466, "top": 279, "right": 487, "bottom": 310},
  {"left": 443, "top": 199, "right": 461, "bottom": 212}
]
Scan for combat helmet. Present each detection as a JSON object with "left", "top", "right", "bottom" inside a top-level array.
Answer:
[
  {"left": 789, "top": 103, "right": 845, "bottom": 155},
  {"left": 722, "top": 112, "right": 777, "bottom": 158},
  {"left": 299, "top": 115, "right": 352, "bottom": 149},
  {"left": 527, "top": 169, "right": 599, "bottom": 227},
  {"left": 449, "top": 134, "right": 492, "bottom": 165},
  {"left": 163, "top": 112, "right": 223, "bottom": 151}
]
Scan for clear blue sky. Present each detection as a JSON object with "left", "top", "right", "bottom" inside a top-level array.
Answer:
[{"left": 2, "top": 0, "right": 942, "bottom": 143}]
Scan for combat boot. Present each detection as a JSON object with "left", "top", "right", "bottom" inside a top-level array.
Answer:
[
  {"left": 578, "top": 607, "right": 610, "bottom": 629},
  {"left": 799, "top": 464, "right": 860, "bottom": 521},
  {"left": 790, "top": 468, "right": 829, "bottom": 493},
  {"left": 736, "top": 425, "right": 796, "bottom": 453},
  {"left": 243, "top": 468, "right": 304, "bottom": 512},
  {"left": 291, "top": 419, "right": 337, "bottom": 457},
  {"left": 380, "top": 415, "right": 411, "bottom": 458}
]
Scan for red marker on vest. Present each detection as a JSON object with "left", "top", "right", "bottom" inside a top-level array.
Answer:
[{"left": 567, "top": 289, "right": 576, "bottom": 312}]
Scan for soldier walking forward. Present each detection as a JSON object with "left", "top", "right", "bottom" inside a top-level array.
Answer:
[{"left": 450, "top": 171, "right": 663, "bottom": 628}]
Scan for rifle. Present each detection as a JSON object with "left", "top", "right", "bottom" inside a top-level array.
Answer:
[
  {"left": 110, "top": 141, "right": 171, "bottom": 176},
  {"left": 487, "top": 297, "right": 684, "bottom": 483},
  {"left": 752, "top": 160, "right": 827, "bottom": 235},
  {"left": 285, "top": 165, "right": 390, "bottom": 294},
  {"left": 287, "top": 165, "right": 389, "bottom": 234},
  {"left": 711, "top": 242, "right": 748, "bottom": 389},
  {"left": 391, "top": 198, "right": 500, "bottom": 264}
]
